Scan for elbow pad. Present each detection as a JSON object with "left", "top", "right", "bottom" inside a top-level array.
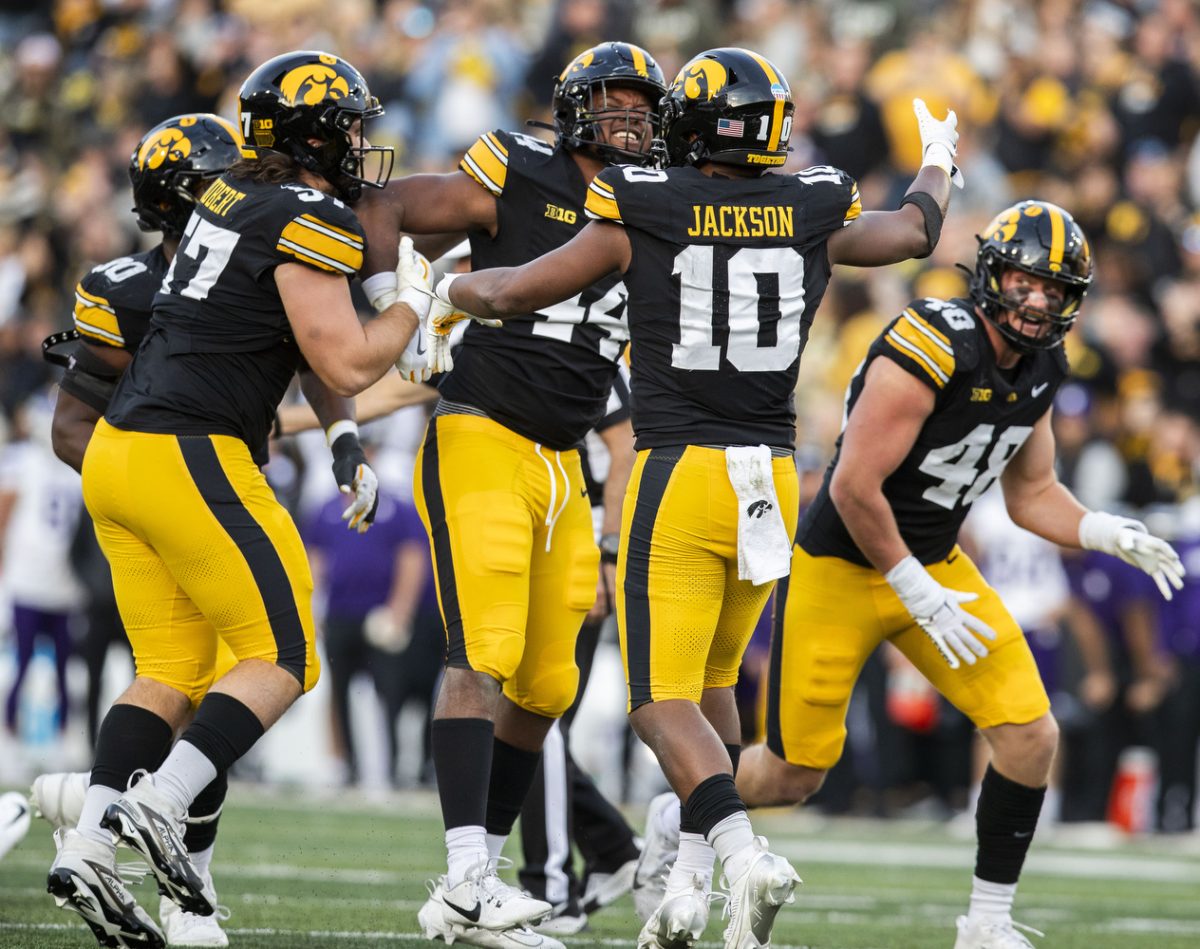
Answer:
[{"left": 899, "top": 191, "right": 945, "bottom": 258}]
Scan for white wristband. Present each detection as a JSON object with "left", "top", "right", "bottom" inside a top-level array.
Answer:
[
  {"left": 325, "top": 418, "right": 359, "bottom": 448},
  {"left": 362, "top": 272, "right": 398, "bottom": 312},
  {"left": 885, "top": 554, "right": 942, "bottom": 617},
  {"left": 433, "top": 272, "right": 460, "bottom": 306},
  {"left": 921, "top": 142, "right": 955, "bottom": 177}
]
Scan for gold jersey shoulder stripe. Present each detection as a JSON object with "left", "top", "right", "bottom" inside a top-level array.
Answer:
[
  {"left": 460, "top": 133, "right": 509, "bottom": 196},
  {"left": 277, "top": 217, "right": 363, "bottom": 273},
  {"left": 73, "top": 285, "right": 124, "bottom": 346},
  {"left": 904, "top": 308, "right": 952, "bottom": 347},
  {"left": 885, "top": 330, "right": 949, "bottom": 387},
  {"left": 844, "top": 187, "right": 863, "bottom": 224},
  {"left": 584, "top": 180, "right": 621, "bottom": 222},
  {"left": 891, "top": 311, "right": 955, "bottom": 379},
  {"left": 298, "top": 213, "right": 362, "bottom": 247}
]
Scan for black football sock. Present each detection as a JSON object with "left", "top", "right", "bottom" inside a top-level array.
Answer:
[
  {"left": 432, "top": 718, "right": 494, "bottom": 830},
  {"left": 90, "top": 704, "right": 175, "bottom": 791},
  {"left": 974, "top": 764, "right": 1046, "bottom": 884},
  {"left": 184, "top": 770, "right": 228, "bottom": 854},
  {"left": 485, "top": 737, "right": 542, "bottom": 838}
]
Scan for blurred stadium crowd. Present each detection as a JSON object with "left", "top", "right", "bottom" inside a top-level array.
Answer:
[{"left": 1, "top": 0, "right": 1199, "bottom": 835}]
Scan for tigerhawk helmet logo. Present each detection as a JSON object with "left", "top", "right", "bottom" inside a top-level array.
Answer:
[
  {"left": 138, "top": 127, "right": 191, "bottom": 170},
  {"left": 560, "top": 50, "right": 595, "bottom": 81},
  {"left": 280, "top": 63, "right": 350, "bottom": 107},
  {"left": 677, "top": 59, "right": 728, "bottom": 101}
]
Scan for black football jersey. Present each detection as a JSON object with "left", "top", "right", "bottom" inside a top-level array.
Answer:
[
  {"left": 584, "top": 163, "right": 861, "bottom": 450},
  {"left": 800, "top": 297, "right": 1069, "bottom": 566},
  {"left": 440, "top": 129, "right": 630, "bottom": 450},
  {"left": 72, "top": 245, "right": 170, "bottom": 354},
  {"left": 106, "top": 175, "right": 366, "bottom": 465}
]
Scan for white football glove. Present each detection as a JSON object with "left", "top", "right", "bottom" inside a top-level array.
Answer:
[
  {"left": 912, "top": 98, "right": 964, "bottom": 189},
  {"left": 425, "top": 272, "right": 503, "bottom": 374},
  {"left": 886, "top": 555, "right": 997, "bottom": 670},
  {"left": 1079, "top": 511, "right": 1185, "bottom": 601},
  {"left": 363, "top": 237, "right": 435, "bottom": 383},
  {"left": 328, "top": 421, "right": 379, "bottom": 534}
]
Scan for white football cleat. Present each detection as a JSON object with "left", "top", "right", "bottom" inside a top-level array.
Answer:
[
  {"left": 633, "top": 792, "right": 680, "bottom": 922},
  {"left": 954, "top": 915, "right": 1043, "bottom": 948},
  {"left": 720, "top": 837, "right": 800, "bottom": 949},
  {"left": 0, "top": 790, "right": 32, "bottom": 861},
  {"left": 581, "top": 853, "right": 639, "bottom": 914},
  {"left": 160, "top": 870, "right": 229, "bottom": 947},
  {"left": 419, "top": 877, "right": 564, "bottom": 947},
  {"left": 637, "top": 872, "right": 712, "bottom": 949},
  {"left": 47, "top": 828, "right": 165, "bottom": 948},
  {"left": 30, "top": 771, "right": 89, "bottom": 830},
  {"left": 423, "top": 862, "right": 552, "bottom": 932},
  {"left": 102, "top": 773, "right": 213, "bottom": 918}
]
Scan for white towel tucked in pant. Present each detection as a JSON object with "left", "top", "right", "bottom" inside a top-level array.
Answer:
[{"left": 725, "top": 445, "right": 791, "bottom": 585}]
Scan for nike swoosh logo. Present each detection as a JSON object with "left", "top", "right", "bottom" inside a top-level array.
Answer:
[
  {"left": 416, "top": 334, "right": 426, "bottom": 356},
  {"left": 946, "top": 552, "right": 959, "bottom": 564},
  {"left": 1032, "top": 382, "right": 1049, "bottom": 397},
  {"left": 4, "top": 802, "right": 26, "bottom": 826},
  {"left": 443, "top": 897, "right": 482, "bottom": 923},
  {"left": 1013, "top": 830, "right": 1033, "bottom": 838}
]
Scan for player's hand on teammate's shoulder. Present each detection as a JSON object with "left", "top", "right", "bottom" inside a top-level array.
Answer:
[{"left": 1078, "top": 510, "right": 1186, "bottom": 601}]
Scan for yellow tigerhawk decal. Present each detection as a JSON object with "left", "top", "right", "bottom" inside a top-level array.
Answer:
[
  {"left": 560, "top": 50, "right": 595, "bottom": 81},
  {"left": 138, "top": 127, "right": 191, "bottom": 171},
  {"left": 981, "top": 206, "right": 1021, "bottom": 243},
  {"left": 280, "top": 64, "right": 350, "bottom": 106},
  {"left": 676, "top": 59, "right": 728, "bottom": 102}
]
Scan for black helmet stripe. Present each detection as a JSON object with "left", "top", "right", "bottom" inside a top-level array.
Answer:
[{"left": 742, "top": 48, "right": 786, "bottom": 152}]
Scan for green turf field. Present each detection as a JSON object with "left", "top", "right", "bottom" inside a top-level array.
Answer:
[{"left": 2, "top": 785, "right": 1198, "bottom": 948}]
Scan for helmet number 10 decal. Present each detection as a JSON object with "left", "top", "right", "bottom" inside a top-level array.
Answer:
[
  {"left": 670, "top": 244, "right": 805, "bottom": 372},
  {"left": 919, "top": 423, "right": 1033, "bottom": 510},
  {"left": 756, "top": 114, "right": 793, "bottom": 143}
]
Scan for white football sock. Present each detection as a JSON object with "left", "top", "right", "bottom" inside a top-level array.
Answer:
[
  {"left": 967, "top": 875, "right": 1017, "bottom": 921},
  {"left": 445, "top": 825, "right": 488, "bottom": 888},
  {"left": 153, "top": 742, "right": 218, "bottom": 816},
  {"left": 666, "top": 832, "right": 715, "bottom": 895},
  {"left": 76, "top": 785, "right": 121, "bottom": 846},
  {"left": 707, "top": 811, "right": 757, "bottom": 883},
  {"left": 190, "top": 842, "right": 215, "bottom": 879},
  {"left": 485, "top": 832, "right": 507, "bottom": 861}
]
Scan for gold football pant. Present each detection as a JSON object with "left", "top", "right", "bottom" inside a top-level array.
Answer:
[
  {"left": 413, "top": 414, "right": 598, "bottom": 718},
  {"left": 766, "top": 544, "right": 1050, "bottom": 769},
  {"left": 83, "top": 420, "right": 319, "bottom": 706},
  {"left": 617, "top": 446, "right": 800, "bottom": 710}
]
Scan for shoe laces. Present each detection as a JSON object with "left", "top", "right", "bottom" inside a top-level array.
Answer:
[
  {"left": 467, "top": 856, "right": 535, "bottom": 905},
  {"left": 1005, "top": 919, "right": 1044, "bottom": 945}
]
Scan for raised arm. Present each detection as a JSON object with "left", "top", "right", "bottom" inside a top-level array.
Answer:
[
  {"left": 444, "top": 220, "right": 631, "bottom": 320},
  {"left": 827, "top": 99, "right": 956, "bottom": 267}
]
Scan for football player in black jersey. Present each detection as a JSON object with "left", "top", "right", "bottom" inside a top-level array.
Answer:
[
  {"left": 39, "top": 113, "right": 242, "bottom": 948},
  {"left": 431, "top": 45, "right": 958, "bottom": 949},
  {"left": 355, "top": 42, "right": 665, "bottom": 948},
  {"left": 46, "top": 52, "right": 427, "bottom": 948},
  {"left": 731, "top": 202, "right": 1179, "bottom": 949}
]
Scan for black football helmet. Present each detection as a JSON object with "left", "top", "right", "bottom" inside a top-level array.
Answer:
[
  {"left": 969, "top": 200, "right": 1093, "bottom": 352},
  {"left": 552, "top": 42, "right": 666, "bottom": 166},
  {"left": 237, "top": 50, "right": 393, "bottom": 203},
  {"left": 129, "top": 114, "right": 241, "bottom": 237},
  {"left": 657, "top": 47, "right": 794, "bottom": 171}
]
